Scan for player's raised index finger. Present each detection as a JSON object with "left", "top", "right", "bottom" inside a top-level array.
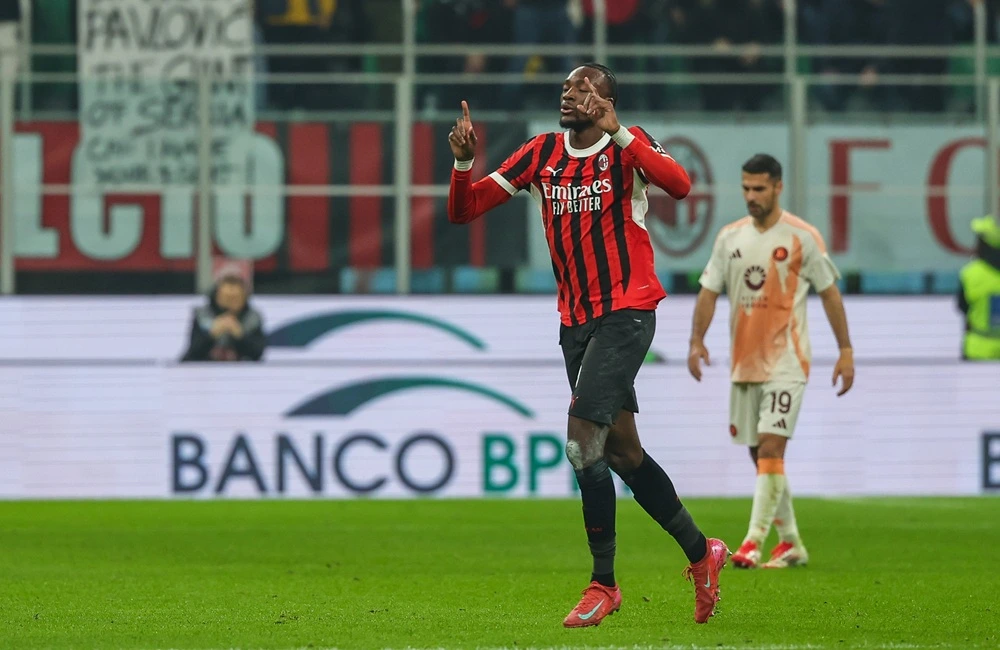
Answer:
[
  {"left": 461, "top": 100, "right": 471, "bottom": 122},
  {"left": 583, "top": 76, "right": 599, "bottom": 96}
]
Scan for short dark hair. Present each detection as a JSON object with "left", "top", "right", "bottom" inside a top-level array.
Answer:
[
  {"left": 742, "top": 154, "right": 782, "bottom": 180},
  {"left": 579, "top": 62, "right": 618, "bottom": 105}
]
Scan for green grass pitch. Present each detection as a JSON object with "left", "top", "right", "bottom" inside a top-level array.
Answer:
[{"left": 1, "top": 498, "right": 998, "bottom": 649}]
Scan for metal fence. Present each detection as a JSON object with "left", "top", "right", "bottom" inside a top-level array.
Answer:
[{"left": 0, "top": 0, "right": 998, "bottom": 295}]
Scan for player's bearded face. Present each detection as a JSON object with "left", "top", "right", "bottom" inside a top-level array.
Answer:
[
  {"left": 743, "top": 174, "right": 780, "bottom": 220},
  {"left": 747, "top": 192, "right": 774, "bottom": 219}
]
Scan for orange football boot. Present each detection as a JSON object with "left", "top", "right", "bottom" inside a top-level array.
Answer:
[{"left": 562, "top": 581, "right": 622, "bottom": 628}]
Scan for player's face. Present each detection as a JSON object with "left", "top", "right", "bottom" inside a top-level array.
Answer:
[
  {"left": 742, "top": 172, "right": 782, "bottom": 219},
  {"left": 559, "top": 67, "right": 610, "bottom": 131}
]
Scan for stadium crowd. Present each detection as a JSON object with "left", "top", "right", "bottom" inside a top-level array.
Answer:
[{"left": 18, "top": 0, "right": 1000, "bottom": 113}]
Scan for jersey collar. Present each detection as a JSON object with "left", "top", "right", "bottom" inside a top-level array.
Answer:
[{"left": 563, "top": 131, "right": 611, "bottom": 158}]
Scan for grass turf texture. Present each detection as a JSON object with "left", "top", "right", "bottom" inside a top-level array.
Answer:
[{"left": 1, "top": 498, "right": 997, "bottom": 650}]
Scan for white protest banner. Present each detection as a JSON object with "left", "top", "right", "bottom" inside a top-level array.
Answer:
[{"left": 78, "top": 0, "right": 255, "bottom": 186}]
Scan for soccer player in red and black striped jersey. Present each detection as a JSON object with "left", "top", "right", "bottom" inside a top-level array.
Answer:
[{"left": 448, "top": 64, "right": 730, "bottom": 628}]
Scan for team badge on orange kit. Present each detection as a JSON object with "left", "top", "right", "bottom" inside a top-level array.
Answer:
[{"left": 773, "top": 246, "right": 789, "bottom": 261}]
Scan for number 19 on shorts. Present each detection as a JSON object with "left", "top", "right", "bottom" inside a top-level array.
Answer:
[{"left": 728, "top": 382, "right": 807, "bottom": 446}]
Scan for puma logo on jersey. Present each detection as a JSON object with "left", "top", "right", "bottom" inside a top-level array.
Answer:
[{"left": 544, "top": 166, "right": 564, "bottom": 175}]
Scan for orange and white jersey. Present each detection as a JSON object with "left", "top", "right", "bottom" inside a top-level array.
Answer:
[{"left": 699, "top": 211, "right": 840, "bottom": 384}]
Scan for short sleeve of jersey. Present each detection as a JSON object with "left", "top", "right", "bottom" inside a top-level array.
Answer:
[
  {"left": 629, "top": 126, "right": 673, "bottom": 185},
  {"left": 800, "top": 232, "right": 840, "bottom": 292},
  {"left": 488, "top": 136, "right": 540, "bottom": 196},
  {"left": 699, "top": 231, "right": 728, "bottom": 293}
]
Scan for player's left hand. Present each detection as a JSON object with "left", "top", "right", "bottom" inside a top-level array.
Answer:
[
  {"left": 832, "top": 348, "right": 854, "bottom": 396},
  {"left": 577, "top": 77, "right": 620, "bottom": 135}
]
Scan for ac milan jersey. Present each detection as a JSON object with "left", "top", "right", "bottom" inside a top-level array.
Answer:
[{"left": 488, "top": 127, "right": 678, "bottom": 326}]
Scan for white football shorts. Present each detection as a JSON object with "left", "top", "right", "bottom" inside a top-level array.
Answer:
[{"left": 728, "top": 381, "right": 807, "bottom": 446}]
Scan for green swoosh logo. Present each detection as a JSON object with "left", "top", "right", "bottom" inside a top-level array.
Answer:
[
  {"left": 285, "top": 377, "right": 534, "bottom": 418},
  {"left": 266, "top": 310, "right": 486, "bottom": 350}
]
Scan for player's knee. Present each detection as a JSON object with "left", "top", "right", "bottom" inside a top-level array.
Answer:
[
  {"left": 565, "top": 438, "right": 604, "bottom": 470},
  {"left": 565, "top": 440, "right": 586, "bottom": 470},
  {"left": 756, "top": 436, "right": 786, "bottom": 459}
]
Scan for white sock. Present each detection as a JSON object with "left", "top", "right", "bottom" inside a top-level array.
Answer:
[
  {"left": 773, "top": 481, "right": 801, "bottom": 545},
  {"left": 745, "top": 459, "right": 786, "bottom": 546}
]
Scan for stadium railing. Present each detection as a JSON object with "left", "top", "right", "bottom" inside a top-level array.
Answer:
[{"left": 1, "top": 0, "right": 998, "bottom": 296}]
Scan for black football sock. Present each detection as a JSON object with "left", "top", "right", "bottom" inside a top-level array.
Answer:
[
  {"left": 575, "top": 459, "right": 617, "bottom": 587},
  {"left": 622, "top": 450, "right": 708, "bottom": 564}
]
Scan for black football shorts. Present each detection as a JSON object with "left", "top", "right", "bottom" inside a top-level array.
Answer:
[{"left": 559, "top": 308, "right": 655, "bottom": 426}]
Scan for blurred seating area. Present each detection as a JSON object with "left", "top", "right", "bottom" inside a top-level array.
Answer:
[
  {"left": 4, "top": 0, "right": 995, "bottom": 298},
  {"left": 19, "top": 0, "right": 1000, "bottom": 114}
]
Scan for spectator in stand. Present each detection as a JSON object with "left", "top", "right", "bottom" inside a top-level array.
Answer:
[
  {"left": 678, "top": 0, "right": 783, "bottom": 112},
  {"left": 257, "top": 0, "right": 370, "bottom": 111},
  {"left": 810, "top": 0, "right": 892, "bottom": 112},
  {"left": 886, "top": 0, "right": 952, "bottom": 113},
  {"left": 948, "top": 0, "right": 995, "bottom": 42},
  {"left": 638, "top": 0, "right": 681, "bottom": 110},
  {"left": 181, "top": 275, "right": 266, "bottom": 363},
  {"left": 501, "top": 0, "right": 579, "bottom": 109},
  {"left": 945, "top": 0, "right": 998, "bottom": 112},
  {"left": 418, "top": 0, "right": 512, "bottom": 112},
  {"left": 581, "top": 0, "right": 672, "bottom": 110}
]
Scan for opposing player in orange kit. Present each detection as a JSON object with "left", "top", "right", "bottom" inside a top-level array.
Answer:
[{"left": 688, "top": 154, "right": 855, "bottom": 569}]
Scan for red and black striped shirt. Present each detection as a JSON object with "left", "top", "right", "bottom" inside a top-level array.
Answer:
[{"left": 448, "top": 126, "right": 690, "bottom": 326}]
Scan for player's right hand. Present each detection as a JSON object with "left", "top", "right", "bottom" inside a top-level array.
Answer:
[
  {"left": 688, "top": 341, "right": 710, "bottom": 381},
  {"left": 448, "top": 101, "right": 477, "bottom": 162}
]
